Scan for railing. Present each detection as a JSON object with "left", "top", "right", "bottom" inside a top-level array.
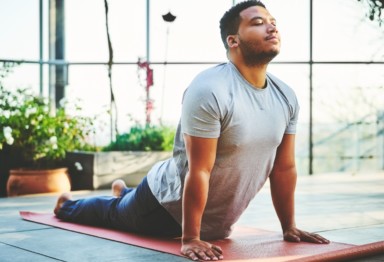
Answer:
[{"left": 297, "top": 111, "right": 384, "bottom": 174}]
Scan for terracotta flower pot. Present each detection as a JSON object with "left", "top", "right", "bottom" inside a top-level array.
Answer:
[{"left": 6, "top": 168, "right": 71, "bottom": 197}]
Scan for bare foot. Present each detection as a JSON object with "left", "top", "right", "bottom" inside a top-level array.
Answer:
[
  {"left": 54, "top": 192, "right": 72, "bottom": 215},
  {"left": 112, "top": 179, "right": 127, "bottom": 197}
]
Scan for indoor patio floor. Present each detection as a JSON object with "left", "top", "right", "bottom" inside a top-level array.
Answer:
[{"left": 0, "top": 172, "right": 383, "bottom": 261}]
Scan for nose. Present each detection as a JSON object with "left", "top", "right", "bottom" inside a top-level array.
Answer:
[{"left": 268, "top": 23, "right": 278, "bottom": 33}]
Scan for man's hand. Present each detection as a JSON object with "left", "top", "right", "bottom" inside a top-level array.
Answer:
[
  {"left": 283, "top": 227, "right": 330, "bottom": 244},
  {"left": 181, "top": 239, "right": 223, "bottom": 261}
]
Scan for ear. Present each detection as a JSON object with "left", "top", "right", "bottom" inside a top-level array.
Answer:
[{"left": 226, "top": 35, "right": 239, "bottom": 48}]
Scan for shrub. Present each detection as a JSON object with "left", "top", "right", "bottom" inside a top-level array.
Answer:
[
  {"left": 103, "top": 125, "right": 175, "bottom": 151},
  {"left": 0, "top": 86, "right": 95, "bottom": 169}
]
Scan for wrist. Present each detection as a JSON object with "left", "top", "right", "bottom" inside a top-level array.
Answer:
[
  {"left": 181, "top": 235, "right": 200, "bottom": 244},
  {"left": 282, "top": 223, "right": 296, "bottom": 232}
]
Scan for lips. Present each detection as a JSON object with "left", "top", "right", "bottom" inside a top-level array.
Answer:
[{"left": 265, "top": 34, "right": 278, "bottom": 41}]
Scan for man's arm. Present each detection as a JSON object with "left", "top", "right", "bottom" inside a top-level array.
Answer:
[
  {"left": 269, "top": 134, "right": 329, "bottom": 244},
  {"left": 181, "top": 134, "right": 224, "bottom": 261}
]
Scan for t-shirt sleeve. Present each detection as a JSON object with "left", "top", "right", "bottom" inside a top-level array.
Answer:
[
  {"left": 285, "top": 93, "right": 300, "bottom": 134},
  {"left": 180, "top": 83, "right": 221, "bottom": 138},
  {"left": 267, "top": 72, "right": 300, "bottom": 135}
]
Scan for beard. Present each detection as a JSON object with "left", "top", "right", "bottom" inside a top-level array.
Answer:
[{"left": 238, "top": 38, "right": 280, "bottom": 66}]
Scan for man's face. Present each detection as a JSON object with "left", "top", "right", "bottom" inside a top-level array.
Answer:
[{"left": 236, "top": 6, "right": 281, "bottom": 66}]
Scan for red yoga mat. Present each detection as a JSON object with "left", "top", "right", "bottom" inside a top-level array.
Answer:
[{"left": 20, "top": 211, "right": 384, "bottom": 261}]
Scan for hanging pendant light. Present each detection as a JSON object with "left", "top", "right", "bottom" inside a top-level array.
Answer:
[{"left": 162, "top": 11, "right": 176, "bottom": 22}]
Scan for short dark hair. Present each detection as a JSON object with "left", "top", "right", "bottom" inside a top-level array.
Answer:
[{"left": 219, "top": 0, "right": 266, "bottom": 50}]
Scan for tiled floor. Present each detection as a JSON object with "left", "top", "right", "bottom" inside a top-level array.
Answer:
[{"left": 0, "top": 172, "right": 383, "bottom": 261}]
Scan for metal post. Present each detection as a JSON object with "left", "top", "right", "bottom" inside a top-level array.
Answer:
[
  {"left": 54, "top": 0, "right": 66, "bottom": 108},
  {"left": 39, "top": 0, "right": 43, "bottom": 95},
  {"left": 48, "top": 0, "right": 66, "bottom": 111},
  {"left": 48, "top": 0, "right": 55, "bottom": 111},
  {"left": 309, "top": 0, "right": 314, "bottom": 175},
  {"left": 379, "top": 111, "right": 384, "bottom": 170},
  {"left": 146, "top": 0, "right": 151, "bottom": 125},
  {"left": 146, "top": 0, "right": 150, "bottom": 63}
]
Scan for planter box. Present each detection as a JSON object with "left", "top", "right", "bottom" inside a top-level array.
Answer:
[
  {"left": 65, "top": 151, "right": 172, "bottom": 190},
  {"left": 0, "top": 148, "right": 28, "bottom": 197},
  {"left": 0, "top": 150, "right": 11, "bottom": 197}
]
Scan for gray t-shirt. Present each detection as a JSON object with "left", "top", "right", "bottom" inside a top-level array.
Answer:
[{"left": 147, "top": 62, "right": 299, "bottom": 239}]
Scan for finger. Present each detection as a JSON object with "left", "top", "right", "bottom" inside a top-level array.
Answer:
[
  {"left": 312, "top": 233, "right": 330, "bottom": 244},
  {"left": 303, "top": 235, "right": 322, "bottom": 244},
  {"left": 284, "top": 232, "right": 301, "bottom": 242},
  {"left": 205, "top": 249, "right": 219, "bottom": 261},
  {"left": 210, "top": 245, "right": 224, "bottom": 260},
  {"left": 206, "top": 247, "right": 224, "bottom": 261},
  {"left": 185, "top": 250, "right": 199, "bottom": 261},
  {"left": 211, "top": 245, "right": 223, "bottom": 254},
  {"left": 303, "top": 233, "right": 330, "bottom": 244},
  {"left": 300, "top": 232, "right": 321, "bottom": 243},
  {"left": 317, "top": 235, "right": 330, "bottom": 244},
  {"left": 197, "top": 250, "right": 211, "bottom": 261}
]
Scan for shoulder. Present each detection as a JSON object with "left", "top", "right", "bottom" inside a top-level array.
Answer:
[
  {"left": 190, "top": 63, "right": 232, "bottom": 87},
  {"left": 184, "top": 63, "right": 234, "bottom": 100},
  {"left": 266, "top": 72, "right": 296, "bottom": 98},
  {"left": 266, "top": 72, "right": 298, "bottom": 106},
  {"left": 195, "top": 62, "right": 231, "bottom": 78}
]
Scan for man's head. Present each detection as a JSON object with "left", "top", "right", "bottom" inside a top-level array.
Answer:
[
  {"left": 219, "top": 1, "right": 280, "bottom": 66},
  {"left": 220, "top": 0, "right": 266, "bottom": 50}
]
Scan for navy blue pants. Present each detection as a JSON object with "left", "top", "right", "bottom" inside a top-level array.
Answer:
[{"left": 56, "top": 177, "right": 181, "bottom": 237}]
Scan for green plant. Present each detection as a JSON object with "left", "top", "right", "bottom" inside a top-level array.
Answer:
[
  {"left": 357, "top": 0, "right": 384, "bottom": 26},
  {"left": 103, "top": 125, "right": 175, "bottom": 152},
  {"left": 0, "top": 86, "right": 95, "bottom": 169}
]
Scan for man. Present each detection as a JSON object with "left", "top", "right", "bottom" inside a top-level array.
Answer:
[{"left": 54, "top": 1, "right": 329, "bottom": 261}]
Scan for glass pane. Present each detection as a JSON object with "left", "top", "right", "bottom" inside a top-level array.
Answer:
[
  {"left": 66, "top": 0, "right": 232, "bottom": 63},
  {"left": 150, "top": 64, "right": 212, "bottom": 124},
  {"left": 269, "top": 64, "right": 310, "bottom": 175},
  {"left": 149, "top": 0, "right": 232, "bottom": 62},
  {"left": 65, "top": 64, "right": 209, "bottom": 145},
  {"left": 149, "top": 0, "right": 309, "bottom": 62},
  {"left": 0, "top": 0, "right": 40, "bottom": 60},
  {"left": 1, "top": 63, "right": 40, "bottom": 92},
  {"left": 65, "top": 65, "right": 113, "bottom": 146},
  {"left": 313, "top": 0, "right": 384, "bottom": 61},
  {"left": 267, "top": 0, "right": 310, "bottom": 62},
  {"left": 312, "top": 64, "right": 384, "bottom": 173},
  {"left": 66, "top": 0, "right": 145, "bottom": 62}
]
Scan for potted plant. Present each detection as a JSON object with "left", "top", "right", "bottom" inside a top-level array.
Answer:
[
  {"left": 0, "top": 85, "right": 94, "bottom": 196},
  {"left": 65, "top": 124, "right": 175, "bottom": 190}
]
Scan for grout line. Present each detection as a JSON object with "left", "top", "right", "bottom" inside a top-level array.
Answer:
[
  {"left": 0, "top": 241, "right": 65, "bottom": 261},
  {"left": 315, "top": 223, "right": 384, "bottom": 233},
  {"left": 0, "top": 227, "right": 53, "bottom": 235}
]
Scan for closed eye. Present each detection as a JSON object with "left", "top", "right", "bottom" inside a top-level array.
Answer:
[
  {"left": 250, "top": 17, "right": 277, "bottom": 26},
  {"left": 251, "top": 18, "right": 264, "bottom": 25}
]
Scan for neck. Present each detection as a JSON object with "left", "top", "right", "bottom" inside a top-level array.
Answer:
[{"left": 231, "top": 59, "right": 268, "bottom": 89}]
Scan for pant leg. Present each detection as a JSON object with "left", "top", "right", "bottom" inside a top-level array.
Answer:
[
  {"left": 114, "top": 177, "right": 181, "bottom": 237},
  {"left": 56, "top": 185, "right": 133, "bottom": 227},
  {"left": 57, "top": 177, "right": 181, "bottom": 237},
  {"left": 56, "top": 195, "right": 119, "bottom": 228}
]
